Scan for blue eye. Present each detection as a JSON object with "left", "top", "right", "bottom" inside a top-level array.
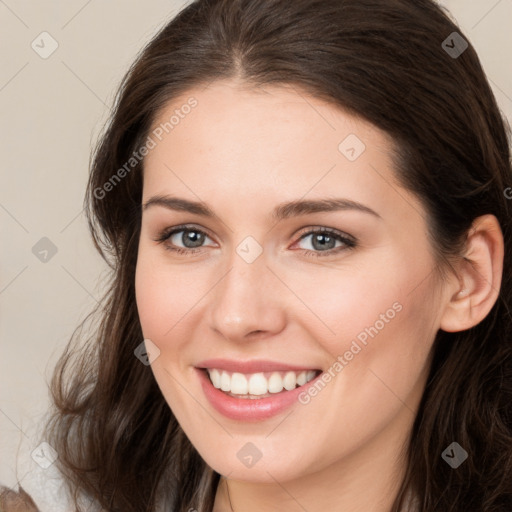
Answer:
[
  {"left": 155, "top": 225, "right": 213, "bottom": 255},
  {"left": 294, "top": 227, "right": 356, "bottom": 257},
  {"left": 154, "top": 225, "right": 357, "bottom": 258}
]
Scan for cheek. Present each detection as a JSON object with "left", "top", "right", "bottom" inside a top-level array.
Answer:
[
  {"left": 294, "top": 253, "right": 437, "bottom": 412},
  {"left": 134, "top": 249, "right": 216, "bottom": 380},
  {"left": 288, "top": 256, "right": 414, "bottom": 354},
  {"left": 135, "top": 260, "right": 171, "bottom": 340},
  {"left": 321, "top": 245, "right": 435, "bottom": 356},
  {"left": 287, "top": 282, "right": 436, "bottom": 473},
  {"left": 134, "top": 252, "right": 201, "bottom": 413},
  {"left": 135, "top": 249, "right": 194, "bottom": 340}
]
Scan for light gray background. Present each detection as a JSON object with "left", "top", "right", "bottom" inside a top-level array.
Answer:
[{"left": 1, "top": 0, "right": 511, "bottom": 487}]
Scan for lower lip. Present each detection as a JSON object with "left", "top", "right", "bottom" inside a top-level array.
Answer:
[{"left": 196, "top": 368, "right": 322, "bottom": 421}]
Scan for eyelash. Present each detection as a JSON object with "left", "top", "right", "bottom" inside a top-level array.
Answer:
[{"left": 154, "top": 224, "right": 357, "bottom": 258}]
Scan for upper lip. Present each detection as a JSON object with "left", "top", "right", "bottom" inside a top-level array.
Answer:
[{"left": 195, "top": 358, "right": 321, "bottom": 374}]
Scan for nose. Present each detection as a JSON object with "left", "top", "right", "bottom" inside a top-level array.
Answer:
[{"left": 208, "top": 250, "right": 287, "bottom": 343}]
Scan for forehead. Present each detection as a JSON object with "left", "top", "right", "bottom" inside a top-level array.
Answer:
[
  {"left": 142, "top": 79, "right": 418, "bottom": 223},
  {"left": 148, "top": 79, "right": 391, "bottom": 151}
]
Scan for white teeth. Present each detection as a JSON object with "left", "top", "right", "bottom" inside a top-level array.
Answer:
[
  {"left": 209, "top": 368, "right": 221, "bottom": 388},
  {"left": 231, "top": 372, "right": 248, "bottom": 394},
  {"left": 206, "top": 368, "right": 318, "bottom": 396},
  {"left": 297, "top": 371, "right": 307, "bottom": 386},
  {"left": 220, "top": 371, "right": 231, "bottom": 392},
  {"left": 283, "top": 371, "right": 297, "bottom": 391},
  {"left": 268, "top": 372, "right": 284, "bottom": 393},
  {"left": 248, "top": 373, "right": 267, "bottom": 395}
]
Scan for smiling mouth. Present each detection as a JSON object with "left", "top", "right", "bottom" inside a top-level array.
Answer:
[{"left": 203, "top": 368, "right": 322, "bottom": 399}]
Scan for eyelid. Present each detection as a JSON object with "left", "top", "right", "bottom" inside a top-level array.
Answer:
[
  {"left": 290, "top": 226, "right": 356, "bottom": 255},
  {"left": 154, "top": 224, "right": 357, "bottom": 256},
  {"left": 153, "top": 224, "right": 216, "bottom": 248},
  {"left": 294, "top": 225, "right": 356, "bottom": 243}
]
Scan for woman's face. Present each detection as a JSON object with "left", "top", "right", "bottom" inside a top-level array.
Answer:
[{"left": 135, "top": 79, "right": 451, "bottom": 483}]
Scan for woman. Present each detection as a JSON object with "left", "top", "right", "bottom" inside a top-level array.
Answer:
[{"left": 2, "top": 0, "right": 511, "bottom": 510}]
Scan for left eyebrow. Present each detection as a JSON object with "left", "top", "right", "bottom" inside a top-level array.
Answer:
[
  {"left": 271, "top": 197, "right": 382, "bottom": 221},
  {"left": 142, "top": 195, "right": 382, "bottom": 220}
]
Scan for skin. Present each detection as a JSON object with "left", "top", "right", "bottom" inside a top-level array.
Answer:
[{"left": 134, "top": 79, "right": 503, "bottom": 512}]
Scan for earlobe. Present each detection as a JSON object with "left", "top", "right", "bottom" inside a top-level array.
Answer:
[{"left": 439, "top": 214, "right": 504, "bottom": 333}]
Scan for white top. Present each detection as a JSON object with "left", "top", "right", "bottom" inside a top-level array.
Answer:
[
  {"left": 1, "top": 464, "right": 73, "bottom": 511},
  {"left": 1, "top": 463, "right": 101, "bottom": 512},
  {"left": 1, "top": 428, "right": 99, "bottom": 512}
]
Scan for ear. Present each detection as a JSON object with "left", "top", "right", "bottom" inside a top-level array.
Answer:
[{"left": 439, "top": 214, "right": 504, "bottom": 333}]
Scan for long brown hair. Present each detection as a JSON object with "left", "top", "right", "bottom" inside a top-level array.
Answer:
[{"left": 29, "top": 0, "right": 512, "bottom": 510}]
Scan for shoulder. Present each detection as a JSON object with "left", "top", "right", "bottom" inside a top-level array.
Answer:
[
  {"left": 0, "top": 485, "right": 40, "bottom": 511},
  {"left": 2, "top": 434, "right": 101, "bottom": 512},
  {"left": 1, "top": 450, "right": 72, "bottom": 512}
]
